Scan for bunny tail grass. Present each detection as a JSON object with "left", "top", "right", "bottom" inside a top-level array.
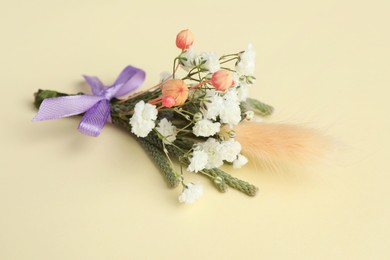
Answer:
[{"left": 234, "top": 122, "right": 332, "bottom": 171}]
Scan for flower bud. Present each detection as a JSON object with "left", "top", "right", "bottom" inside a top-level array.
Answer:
[
  {"left": 176, "top": 29, "right": 194, "bottom": 50},
  {"left": 162, "top": 79, "right": 189, "bottom": 106},
  {"left": 192, "top": 144, "right": 201, "bottom": 151},
  {"left": 162, "top": 95, "right": 176, "bottom": 108},
  {"left": 193, "top": 112, "right": 203, "bottom": 122},
  {"left": 211, "top": 70, "right": 234, "bottom": 92},
  {"left": 244, "top": 111, "right": 254, "bottom": 121},
  {"left": 228, "top": 130, "right": 236, "bottom": 138}
]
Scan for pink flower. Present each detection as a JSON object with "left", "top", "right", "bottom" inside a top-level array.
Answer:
[
  {"left": 211, "top": 70, "right": 233, "bottom": 92},
  {"left": 176, "top": 29, "right": 194, "bottom": 50},
  {"left": 162, "top": 95, "right": 176, "bottom": 108}
]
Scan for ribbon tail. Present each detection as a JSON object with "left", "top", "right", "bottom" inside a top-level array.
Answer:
[
  {"left": 33, "top": 95, "right": 104, "bottom": 121},
  {"left": 78, "top": 99, "right": 111, "bottom": 137}
]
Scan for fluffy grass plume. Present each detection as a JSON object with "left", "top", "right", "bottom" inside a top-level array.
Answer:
[{"left": 234, "top": 122, "right": 332, "bottom": 171}]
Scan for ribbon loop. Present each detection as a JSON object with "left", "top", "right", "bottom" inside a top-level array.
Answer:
[
  {"left": 33, "top": 65, "right": 145, "bottom": 136},
  {"left": 82, "top": 75, "right": 105, "bottom": 95},
  {"left": 112, "top": 66, "right": 146, "bottom": 97}
]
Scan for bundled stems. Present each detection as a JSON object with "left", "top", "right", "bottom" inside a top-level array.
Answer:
[{"left": 33, "top": 89, "right": 259, "bottom": 197}]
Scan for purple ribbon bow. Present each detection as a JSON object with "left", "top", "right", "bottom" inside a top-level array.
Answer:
[{"left": 33, "top": 65, "right": 145, "bottom": 137}]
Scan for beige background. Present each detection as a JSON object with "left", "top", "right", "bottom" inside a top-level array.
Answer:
[{"left": 1, "top": 0, "right": 389, "bottom": 259}]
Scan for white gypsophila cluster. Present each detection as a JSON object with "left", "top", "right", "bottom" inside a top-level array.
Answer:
[
  {"left": 232, "top": 72, "right": 240, "bottom": 87},
  {"left": 129, "top": 100, "right": 158, "bottom": 138},
  {"left": 156, "top": 118, "right": 177, "bottom": 144},
  {"left": 187, "top": 138, "right": 221, "bottom": 171},
  {"left": 199, "top": 89, "right": 241, "bottom": 127},
  {"left": 200, "top": 138, "right": 224, "bottom": 169},
  {"left": 219, "top": 139, "right": 242, "bottom": 162},
  {"left": 178, "top": 182, "right": 204, "bottom": 204},
  {"left": 187, "top": 150, "right": 208, "bottom": 173},
  {"left": 219, "top": 90, "right": 242, "bottom": 126},
  {"left": 192, "top": 118, "right": 221, "bottom": 137},
  {"left": 202, "top": 90, "right": 223, "bottom": 120},
  {"left": 233, "top": 154, "right": 248, "bottom": 168},
  {"left": 236, "top": 44, "right": 256, "bottom": 76},
  {"left": 236, "top": 84, "right": 249, "bottom": 101},
  {"left": 223, "top": 88, "right": 240, "bottom": 102},
  {"left": 180, "top": 49, "right": 221, "bottom": 74},
  {"left": 180, "top": 47, "right": 198, "bottom": 71},
  {"left": 187, "top": 138, "right": 246, "bottom": 172},
  {"left": 200, "top": 52, "right": 220, "bottom": 73}
]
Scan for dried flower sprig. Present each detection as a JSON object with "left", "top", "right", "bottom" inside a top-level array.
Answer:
[{"left": 33, "top": 29, "right": 330, "bottom": 204}]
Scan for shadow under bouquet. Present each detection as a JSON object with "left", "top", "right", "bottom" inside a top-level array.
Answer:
[{"left": 33, "top": 29, "right": 329, "bottom": 204}]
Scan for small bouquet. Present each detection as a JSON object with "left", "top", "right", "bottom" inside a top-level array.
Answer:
[{"left": 33, "top": 29, "right": 329, "bottom": 204}]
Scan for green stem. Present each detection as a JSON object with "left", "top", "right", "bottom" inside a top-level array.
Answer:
[
  {"left": 220, "top": 57, "right": 238, "bottom": 64},
  {"left": 137, "top": 138, "right": 180, "bottom": 188},
  {"left": 173, "top": 57, "right": 177, "bottom": 78},
  {"left": 219, "top": 53, "right": 239, "bottom": 60}
]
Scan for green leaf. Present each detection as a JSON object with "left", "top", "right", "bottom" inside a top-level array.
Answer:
[
  {"left": 33, "top": 89, "right": 70, "bottom": 109},
  {"left": 245, "top": 98, "right": 274, "bottom": 116}
]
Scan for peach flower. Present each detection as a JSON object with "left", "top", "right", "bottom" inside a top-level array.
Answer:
[{"left": 162, "top": 79, "right": 189, "bottom": 106}]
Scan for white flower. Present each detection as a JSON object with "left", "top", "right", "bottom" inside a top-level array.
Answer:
[
  {"left": 232, "top": 72, "right": 240, "bottom": 87},
  {"left": 237, "top": 84, "right": 249, "bottom": 101},
  {"left": 200, "top": 138, "right": 224, "bottom": 169},
  {"left": 156, "top": 118, "right": 177, "bottom": 144},
  {"left": 219, "top": 100, "right": 241, "bottom": 126},
  {"left": 202, "top": 90, "right": 223, "bottom": 120},
  {"left": 218, "top": 89, "right": 241, "bottom": 126},
  {"left": 192, "top": 119, "right": 221, "bottom": 137},
  {"left": 129, "top": 101, "right": 158, "bottom": 138},
  {"left": 201, "top": 89, "right": 242, "bottom": 126},
  {"left": 178, "top": 182, "right": 203, "bottom": 204},
  {"left": 200, "top": 52, "right": 220, "bottom": 73},
  {"left": 187, "top": 150, "right": 208, "bottom": 173},
  {"left": 233, "top": 154, "right": 248, "bottom": 168},
  {"left": 180, "top": 47, "right": 197, "bottom": 71},
  {"left": 236, "top": 44, "right": 256, "bottom": 76},
  {"left": 220, "top": 139, "right": 242, "bottom": 162},
  {"left": 223, "top": 89, "right": 240, "bottom": 103}
]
